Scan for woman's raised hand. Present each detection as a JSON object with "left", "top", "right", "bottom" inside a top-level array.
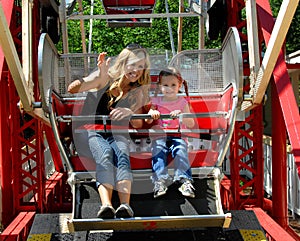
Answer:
[
  {"left": 67, "top": 52, "right": 112, "bottom": 93},
  {"left": 97, "top": 52, "right": 111, "bottom": 83}
]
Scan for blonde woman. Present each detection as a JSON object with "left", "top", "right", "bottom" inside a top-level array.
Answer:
[{"left": 68, "top": 44, "right": 151, "bottom": 219}]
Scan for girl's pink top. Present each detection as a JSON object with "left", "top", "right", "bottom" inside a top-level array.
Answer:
[{"left": 151, "top": 96, "right": 188, "bottom": 129}]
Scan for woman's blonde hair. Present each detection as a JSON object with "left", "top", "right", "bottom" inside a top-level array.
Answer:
[{"left": 107, "top": 47, "right": 151, "bottom": 110}]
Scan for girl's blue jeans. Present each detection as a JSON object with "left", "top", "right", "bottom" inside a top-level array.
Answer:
[
  {"left": 151, "top": 136, "right": 192, "bottom": 183},
  {"left": 87, "top": 131, "right": 133, "bottom": 187}
]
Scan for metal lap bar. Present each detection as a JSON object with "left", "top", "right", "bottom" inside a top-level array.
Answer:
[
  {"left": 73, "top": 128, "right": 213, "bottom": 135},
  {"left": 57, "top": 112, "right": 229, "bottom": 123},
  {"left": 58, "top": 113, "right": 228, "bottom": 135},
  {"left": 68, "top": 213, "right": 232, "bottom": 232}
]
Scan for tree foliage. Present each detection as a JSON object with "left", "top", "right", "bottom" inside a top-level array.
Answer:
[
  {"left": 270, "top": 0, "right": 300, "bottom": 54},
  {"left": 57, "top": 0, "right": 220, "bottom": 56},
  {"left": 57, "top": 0, "right": 299, "bottom": 56}
]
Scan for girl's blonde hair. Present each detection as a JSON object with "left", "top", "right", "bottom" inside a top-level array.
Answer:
[
  {"left": 155, "top": 67, "right": 189, "bottom": 97},
  {"left": 107, "top": 46, "right": 151, "bottom": 110}
]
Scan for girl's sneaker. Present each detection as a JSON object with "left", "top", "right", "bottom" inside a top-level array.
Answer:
[
  {"left": 178, "top": 179, "right": 195, "bottom": 198},
  {"left": 153, "top": 180, "right": 168, "bottom": 198}
]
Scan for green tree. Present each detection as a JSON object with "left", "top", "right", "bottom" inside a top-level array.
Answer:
[
  {"left": 57, "top": 0, "right": 211, "bottom": 56},
  {"left": 270, "top": 0, "right": 300, "bottom": 54},
  {"left": 57, "top": 0, "right": 299, "bottom": 56}
]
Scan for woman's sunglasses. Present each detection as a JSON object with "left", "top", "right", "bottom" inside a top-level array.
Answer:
[{"left": 126, "top": 43, "right": 143, "bottom": 50}]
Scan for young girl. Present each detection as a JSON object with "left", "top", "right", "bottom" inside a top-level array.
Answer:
[
  {"left": 146, "top": 67, "right": 195, "bottom": 198},
  {"left": 68, "top": 45, "right": 151, "bottom": 218}
]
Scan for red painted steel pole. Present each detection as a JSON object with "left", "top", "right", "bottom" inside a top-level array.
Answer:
[
  {"left": 257, "top": 0, "right": 300, "bottom": 178},
  {"left": 271, "top": 79, "right": 288, "bottom": 228},
  {"left": 0, "top": 0, "right": 17, "bottom": 227}
]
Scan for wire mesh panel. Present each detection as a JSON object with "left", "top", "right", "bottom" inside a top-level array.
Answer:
[
  {"left": 169, "top": 50, "right": 223, "bottom": 93},
  {"left": 58, "top": 54, "right": 99, "bottom": 95},
  {"left": 57, "top": 51, "right": 171, "bottom": 95}
]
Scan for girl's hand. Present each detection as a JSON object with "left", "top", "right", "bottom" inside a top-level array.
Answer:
[
  {"left": 170, "top": 110, "right": 181, "bottom": 118},
  {"left": 109, "top": 107, "right": 133, "bottom": 121},
  {"left": 149, "top": 109, "right": 160, "bottom": 120}
]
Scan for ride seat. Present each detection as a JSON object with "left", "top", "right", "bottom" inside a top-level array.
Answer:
[{"left": 69, "top": 87, "right": 233, "bottom": 173}]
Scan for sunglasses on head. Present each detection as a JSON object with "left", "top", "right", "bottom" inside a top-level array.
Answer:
[{"left": 126, "top": 43, "right": 143, "bottom": 50}]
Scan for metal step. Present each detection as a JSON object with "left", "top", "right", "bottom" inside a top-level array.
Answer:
[
  {"left": 68, "top": 213, "right": 232, "bottom": 232},
  {"left": 27, "top": 210, "right": 267, "bottom": 241},
  {"left": 68, "top": 170, "right": 231, "bottom": 232}
]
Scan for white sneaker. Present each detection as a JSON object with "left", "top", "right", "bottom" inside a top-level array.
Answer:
[
  {"left": 116, "top": 203, "right": 134, "bottom": 218},
  {"left": 153, "top": 180, "right": 168, "bottom": 198},
  {"left": 97, "top": 205, "right": 115, "bottom": 219},
  {"left": 178, "top": 180, "right": 195, "bottom": 198}
]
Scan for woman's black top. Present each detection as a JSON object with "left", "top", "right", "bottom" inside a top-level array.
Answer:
[{"left": 80, "top": 83, "right": 131, "bottom": 127}]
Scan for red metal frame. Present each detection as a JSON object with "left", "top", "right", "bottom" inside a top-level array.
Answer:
[
  {"left": 221, "top": 0, "right": 266, "bottom": 212},
  {"left": 0, "top": 1, "right": 70, "bottom": 239},
  {"left": 256, "top": 0, "right": 300, "bottom": 233},
  {"left": 222, "top": 0, "right": 300, "bottom": 239},
  {"left": 8, "top": 0, "right": 44, "bottom": 214},
  {"left": 0, "top": 0, "right": 15, "bottom": 228}
]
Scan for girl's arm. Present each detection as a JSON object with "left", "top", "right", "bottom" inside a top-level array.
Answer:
[
  {"left": 67, "top": 52, "right": 111, "bottom": 93},
  {"left": 145, "top": 108, "right": 160, "bottom": 124}
]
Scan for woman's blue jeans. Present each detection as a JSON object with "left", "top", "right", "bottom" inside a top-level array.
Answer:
[
  {"left": 87, "top": 131, "right": 133, "bottom": 187},
  {"left": 151, "top": 136, "right": 192, "bottom": 183}
]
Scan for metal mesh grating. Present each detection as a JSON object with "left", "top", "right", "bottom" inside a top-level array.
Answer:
[
  {"left": 57, "top": 50, "right": 223, "bottom": 95},
  {"left": 57, "top": 52, "right": 171, "bottom": 95},
  {"left": 58, "top": 54, "right": 99, "bottom": 95},
  {"left": 169, "top": 50, "right": 223, "bottom": 93}
]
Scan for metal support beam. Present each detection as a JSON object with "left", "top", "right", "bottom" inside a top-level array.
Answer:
[
  {"left": 271, "top": 79, "right": 288, "bottom": 228},
  {"left": 0, "top": 2, "right": 49, "bottom": 124},
  {"left": 245, "top": 0, "right": 260, "bottom": 88},
  {"left": 22, "top": 0, "right": 34, "bottom": 102},
  {"left": 253, "top": 0, "right": 299, "bottom": 106},
  {"left": 256, "top": 0, "right": 300, "bottom": 179},
  {"left": 0, "top": 3, "right": 32, "bottom": 112}
]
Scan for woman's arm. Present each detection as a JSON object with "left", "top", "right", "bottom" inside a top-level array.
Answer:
[
  {"left": 108, "top": 107, "right": 143, "bottom": 128},
  {"left": 67, "top": 52, "right": 111, "bottom": 93},
  {"left": 130, "top": 107, "right": 145, "bottom": 128}
]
